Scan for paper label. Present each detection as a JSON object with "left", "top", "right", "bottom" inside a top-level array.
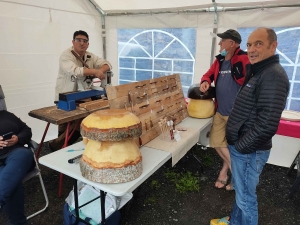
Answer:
[{"left": 174, "top": 131, "right": 181, "bottom": 142}]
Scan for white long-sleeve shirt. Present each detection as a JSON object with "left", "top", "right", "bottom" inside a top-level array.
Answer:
[{"left": 54, "top": 47, "right": 112, "bottom": 100}]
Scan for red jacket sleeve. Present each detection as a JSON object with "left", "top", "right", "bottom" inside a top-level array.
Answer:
[{"left": 200, "top": 59, "right": 219, "bottom": 85}]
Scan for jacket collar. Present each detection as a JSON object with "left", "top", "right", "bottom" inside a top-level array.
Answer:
[
  {"left": 70, "top": 47, "right": 91, "bottom": 61},
  {"left": 250, "top": 54, "right": 279, "bottom": 74}
]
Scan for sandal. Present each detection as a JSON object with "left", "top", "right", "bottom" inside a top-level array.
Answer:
[
  {"left": 215, "top": 177, "right": 228, "bottom": 189},
  {"left": 225, "top": 182, "right": 234, "bottom": 191}
]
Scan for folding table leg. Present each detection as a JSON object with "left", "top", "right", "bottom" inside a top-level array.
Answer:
[
  {"left": 288, "top": 150, "right": 300, "bottom": 198},
  {"left": 58, "top": 120, "right": 81, "bottom": 197},
  {"left": 72, "top": 179, "right": 106, "bottom": 225},
  {"left": 100, "top": 190, "right": 107, "bottom": 225},
  {"left": 191, "top": 143, "right": 207, "bottom": 173},
  {"left": 73, "top": 179, "right": 80, "bottom": 224},
  {"left": 58, "top": 122, "right": 71, "bottom": 197},
  {"left": 289, "top": 176, "right": 300, "bottom": 198},
  {"left": 288, "top": 151, "right": 299, "bottom": 176}
]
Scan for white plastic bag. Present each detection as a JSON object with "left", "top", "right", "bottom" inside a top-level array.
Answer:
[{"left": 65, "top": 181, "right": 132, "bottom": 223}]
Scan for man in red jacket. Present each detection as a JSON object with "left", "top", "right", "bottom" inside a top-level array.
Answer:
[{"left": 200, "top": 29, "right": 249, "bottom": 190}]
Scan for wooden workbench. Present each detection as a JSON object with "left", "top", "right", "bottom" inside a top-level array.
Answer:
[{"left": 28, "top": 106, "right": 91, "bottom": 125}]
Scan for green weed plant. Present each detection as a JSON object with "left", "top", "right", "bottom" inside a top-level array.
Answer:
[
  {"left": 144, "top": 196, "right": 157, "bottom": 204},
  {"left": 149, "top": 180, "right": 161, "bottom": 190},
  {"left": 164, "top": 170, "right": 199, "bottom": 193}
]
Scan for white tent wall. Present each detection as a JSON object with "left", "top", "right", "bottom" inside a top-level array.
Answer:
[
  {"left": 218, "top": 7, "right": 300, "bottom": 28},
  {"left": 0, "top": 0, "right": 104, "bottom": 142}
]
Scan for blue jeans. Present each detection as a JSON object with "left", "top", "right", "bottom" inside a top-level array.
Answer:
[
  {"left": 0, "top": 147, "right": 34, "bottom": 225},
  {"left": 228, "top": 144, "right": 270, "bottom": 225}
]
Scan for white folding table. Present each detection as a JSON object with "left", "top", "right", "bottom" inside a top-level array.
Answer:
[
  {"left": 39, "top": 116, "right": 212, "bottom": 224},
  {"left": 39, "top": 142, "right": 171, "bottom": 224}
]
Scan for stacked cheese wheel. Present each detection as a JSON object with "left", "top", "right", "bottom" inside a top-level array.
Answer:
[{"left": 80, "top": 109, "right": 143, "bottom": 183}]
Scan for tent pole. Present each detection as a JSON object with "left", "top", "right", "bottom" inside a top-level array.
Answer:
[
  {"left": 101, "top": 15, "right": 107, "bottom": 59},
  {"left": 88, "top": 0, "right": 107, "bottom": 59},
  {"left": 104, "top": 4, "right": 300, "bottom": 16},
  {"left": 210, "top": 0, "right": 218, "bottom": 65}
]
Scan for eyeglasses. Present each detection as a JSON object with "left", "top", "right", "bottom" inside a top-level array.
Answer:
[{"left": 74, "top": 38, "right": 89, "bottom": 44}]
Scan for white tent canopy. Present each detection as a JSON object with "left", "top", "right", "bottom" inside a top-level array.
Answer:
[
  {"left": 0, "top": 0, "right": 299, "bottom": 167},
  {"left": 92, "top": 0, "right": 299, "bottom": 13}
]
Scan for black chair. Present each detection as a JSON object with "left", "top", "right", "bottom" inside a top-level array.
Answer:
[{"left": 23, "top": 140, "right": 49, "bottom": 219}]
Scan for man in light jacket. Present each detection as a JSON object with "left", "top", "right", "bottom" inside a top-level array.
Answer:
[{"left": 47, "top": 30, "right": 112, "bottom": 151}]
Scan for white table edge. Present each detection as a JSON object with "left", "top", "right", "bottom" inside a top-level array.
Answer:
[{"left": 39, "top": 142, "right": 171, "bottom": 196}]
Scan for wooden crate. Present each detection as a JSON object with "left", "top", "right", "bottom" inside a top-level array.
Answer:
[{"left": 106, "top": 74, "right": 188, "bottom": 146}]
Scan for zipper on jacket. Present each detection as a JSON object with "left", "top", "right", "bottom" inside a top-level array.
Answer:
[{"left": 237, "top": 73, "right": 253, "bottom": 97}]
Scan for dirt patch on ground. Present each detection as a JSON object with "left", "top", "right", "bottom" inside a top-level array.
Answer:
[{"left": 1, "top": 146, "right": 299, "bottom": 225}]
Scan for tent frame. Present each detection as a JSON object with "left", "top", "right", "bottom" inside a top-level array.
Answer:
[
  {"left": 88, "top": 0, "right": 300, "bottom": 65},
  {"left": 88, "top": 0, "right": 300, "bottom": 16}
]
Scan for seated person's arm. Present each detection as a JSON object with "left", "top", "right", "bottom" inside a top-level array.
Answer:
[
  {"left": 0, "top": 112, "right": 32, "bottom": 148},
  {"left": 15, "top": 119, "right": 32, "bottom": 146}
]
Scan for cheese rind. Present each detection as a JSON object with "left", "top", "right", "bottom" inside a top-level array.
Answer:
[{"left": 81, "top": 109, "right": 142, "bottom": 141}]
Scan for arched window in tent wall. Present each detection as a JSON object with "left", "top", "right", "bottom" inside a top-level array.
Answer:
[
  {"left": 118, "top": 29, "right": 196, "bottom": 96},
  {"left": 239, "top": 27, "right": 300, "bottom": 112}
]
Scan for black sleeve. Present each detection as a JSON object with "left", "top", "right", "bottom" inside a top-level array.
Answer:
[
  {"left": 5, "top": 111, "right": 33, "bottom": 145},
  {"left": 16, "top": 119, "right": 32, "bottom": 146}
]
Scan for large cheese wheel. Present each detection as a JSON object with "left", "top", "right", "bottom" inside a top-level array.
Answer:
[
  {"left": 81, "top": 109, "right": 142, "bottom": 141},
  {"left": 80, "top": 139, "right": 143, "bottom": 183},
  {"left": 187, "top": 99, "right": 215, "bottom": 118}
]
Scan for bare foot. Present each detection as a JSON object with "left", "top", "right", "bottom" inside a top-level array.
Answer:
[{"left": 225, "top": 182, "right": 234, "bottom": 191}]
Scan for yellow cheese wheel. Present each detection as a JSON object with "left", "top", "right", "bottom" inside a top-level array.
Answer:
[
  {"left": 80, "top": 139, "right": 143, "bottom": 183},
  {"left": 82, "top": 139, "right": 142, "bottom": 169},
  {"left": 82, "top": 109, "right": 140, "bottom": 129},
  {"left": 81, "top": 109, "right": 142, "bottom": 141},
  {"left": 187, "top": 99, "right": 215, "bottom": 118}
]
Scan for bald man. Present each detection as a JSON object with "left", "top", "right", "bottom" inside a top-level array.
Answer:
[{"left": 210, "top": 27, "right": 289, "bottom": 225}]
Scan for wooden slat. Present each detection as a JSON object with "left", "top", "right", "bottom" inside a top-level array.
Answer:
[
  {"left": 106, "top": 80, "right": 151, "bottom": 99},
  {"left": 79, "top": 99, "right": 110, "bottom": 111},
  {"left": 79, "top": 99, "right": 104, "bottom": 108},
  {"left": 139, "top": 125, "right": 161, "bottom": 146},
  {"left": 106, "top": 74, "right": 187, "bottom": 147}
]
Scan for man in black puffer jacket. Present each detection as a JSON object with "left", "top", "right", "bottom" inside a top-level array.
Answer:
[{"left": 210, "top": 28, "right": 289, "bottom": 225}]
